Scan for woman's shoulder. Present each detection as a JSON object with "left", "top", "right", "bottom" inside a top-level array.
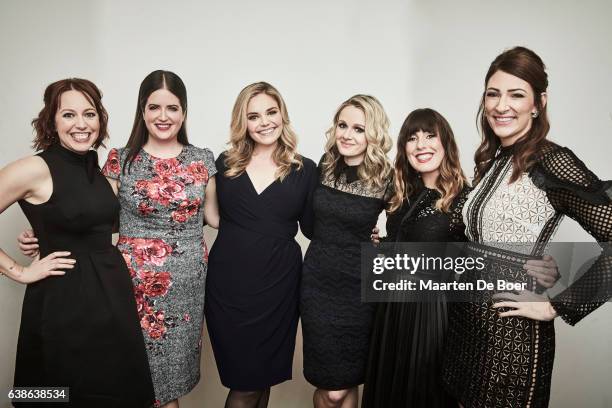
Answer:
[
  {"left": 11, "top": 155, "right": 49, "bottom": 176},
  {"left": 185, "top": 143, "right": 214, "bottom": 155},
  {"left": 297, "top": 154, "right": 317, "bottom": 171}
]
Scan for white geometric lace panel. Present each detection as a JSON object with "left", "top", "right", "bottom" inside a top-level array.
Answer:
[{"left": 464, "top": 161, "right": 559, "bottom": 253}]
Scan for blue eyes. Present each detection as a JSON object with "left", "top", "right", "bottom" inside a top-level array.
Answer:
[
  {"left": 248, "top": 110, "right": 279, "bottom": 121},
  {"left": 338, "top": 122, "right": 364, "bottom": 133}
]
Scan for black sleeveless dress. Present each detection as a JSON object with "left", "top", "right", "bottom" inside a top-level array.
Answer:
[{"left": 14, "top": 143, "right": 154, "bottom": 407}]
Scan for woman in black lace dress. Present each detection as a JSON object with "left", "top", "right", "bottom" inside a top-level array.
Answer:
[
  {"left": 300, "top": 95, "right": 392, "bottom": 408},
  {"left": 442, "top": 47, "right": 612, "bottom": 407},
  {"left": 362, "top": 108, "right": 469, "bottom": 408}
]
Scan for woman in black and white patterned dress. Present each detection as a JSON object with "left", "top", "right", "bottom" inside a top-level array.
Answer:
[{"left": 442, "top": 47, "right": 612, "bottom": 408}]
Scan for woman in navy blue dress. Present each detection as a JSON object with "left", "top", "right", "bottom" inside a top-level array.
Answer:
[{"left": 204, "top": 82, "right": 317, "bottom": 408}]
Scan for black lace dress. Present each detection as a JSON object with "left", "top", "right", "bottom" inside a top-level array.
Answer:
[
  {"left": 362, "top": 186, "right": 470, "bottom": 408},
  {"left": 300, "top": 160, "right": 391, "bottom": 390},
  {"left": 442, "top": 144, "right": 612, "bottom": 408}
]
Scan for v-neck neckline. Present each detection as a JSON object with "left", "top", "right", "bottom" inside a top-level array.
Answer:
[{"left": 244, "top": 170, "right": 278, "bottom": 196}]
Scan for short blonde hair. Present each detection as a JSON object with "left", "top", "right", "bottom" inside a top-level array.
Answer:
[{"left": 322, "top": 94, "right": 392, "bottom": 188}]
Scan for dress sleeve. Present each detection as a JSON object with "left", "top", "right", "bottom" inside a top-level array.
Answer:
[
  {"left": 202, "top": 148, "right": 217, "bottom": 179},
  {"left": 536, "top": 147, "right": 612, "bottom": 325},
  {"left": 299, "top": 157, "right": 319, "bottom": 240},
  {"left": 101, "top": 148, "right": 122, "bottom": 180}
]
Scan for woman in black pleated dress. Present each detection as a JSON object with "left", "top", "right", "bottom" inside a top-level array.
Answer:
[
  {"left": 362, "top": 108, "right": 469, "bottom": 408},
  {"left": 1, "top": 79, "right": 154, "bottom": 407}
]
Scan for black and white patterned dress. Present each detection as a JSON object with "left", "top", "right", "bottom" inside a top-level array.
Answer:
[
  {"left": 300, "top": 160, "right": 391, "bottom": 390},
  {"left": 102, "top": 144, "right": 216, "bottom": 406},
  {"left": 442, "top": 144, "right": 612, "bottom": 407}
]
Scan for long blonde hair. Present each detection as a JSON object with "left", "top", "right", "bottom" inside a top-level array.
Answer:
[
  {"left": 388, "top": 108, "right": 466, "bottom": 213},
  {"left": 322, "top": 95, "right": 392, "bottom": 188},
  {"left": 224, "top": 82, "right": 302, "bottom": 180}
]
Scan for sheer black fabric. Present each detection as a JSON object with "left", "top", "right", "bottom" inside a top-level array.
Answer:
[
  {"left": 533, "top": 145, "right": 612, "bottom": 325},
  {"left": 362, "top": 186, "right": 469, "bottom": 408}
]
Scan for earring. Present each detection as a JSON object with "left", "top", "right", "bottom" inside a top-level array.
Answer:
[{"left": 531, "top": 111, "right": 539, "bottom": 118}]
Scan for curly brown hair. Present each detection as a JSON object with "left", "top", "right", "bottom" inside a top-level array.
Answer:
[
  {"left": 31, "top": 78, "right": 109, "bottom": 151},
  {"left": 474, "top": 46, "right": 551, "bottom": 184}
]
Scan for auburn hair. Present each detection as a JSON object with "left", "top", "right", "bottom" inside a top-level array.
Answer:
[{"left": 32, "top": 78, "right": 108, "bottom": 151}]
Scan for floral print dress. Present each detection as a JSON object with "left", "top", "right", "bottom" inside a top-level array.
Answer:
[{"left": 102, "top": 144, "right": 216, "bottom": 406}]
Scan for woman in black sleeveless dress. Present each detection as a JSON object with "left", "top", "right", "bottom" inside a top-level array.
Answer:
[{"left": 1, "top": 79, "right": 153, "bottom": 407}]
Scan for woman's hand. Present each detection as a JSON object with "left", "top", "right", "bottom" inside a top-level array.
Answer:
[
  {"left": 15, "top": 252, "right": 75, "bottom": 284},
  {"left": 492, "top": 291, "right": 558, "bottom": 321},
  {"left": 18, "top": 228, "right": 39, "bottom": 257},
  {"left": 370, "top": 227, "right": 380, "bottom": 245},
  {"left": 523, "top": 255, "right": 559, "bottom": 289}
]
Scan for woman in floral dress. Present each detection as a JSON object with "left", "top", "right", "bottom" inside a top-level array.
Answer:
[{"left": 100, "top": 70, "right": 216, "bottom": 407}]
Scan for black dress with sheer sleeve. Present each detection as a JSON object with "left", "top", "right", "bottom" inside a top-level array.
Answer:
[
  {"left": 442, "top": 143, "right": 612, "bottom": 408},
  {"left": 362, "top": 185, "right": 470, "bottom": 408},
  {"left": 300, "top": 159, "right": 392, "bottom": 390},
  {"left": 13, "top": 143, "right": 154, "bottom": 407}
]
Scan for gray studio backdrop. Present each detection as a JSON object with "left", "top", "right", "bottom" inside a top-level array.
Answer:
[{"left": 1, "top": 0, "right": 611, "bottom": 407}]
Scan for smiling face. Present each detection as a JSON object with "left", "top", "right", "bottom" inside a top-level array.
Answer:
[
  {"left": 246, "top": 93, "right": 283, "bottom": 147},
  {"left": 143, "top": 88, "right": 185, "bottom": 142},
  {"left": 335, "top": 105, "right": 367, "bottom": 165},
  {"left": 405, "top": 129, "right": 445, "bottom": 185},
  {"left": 54, "top": 90, "right": 100, "bottom": 154},
  {"left": 484, "top": 70, "right": 542, "bottom": 146}
]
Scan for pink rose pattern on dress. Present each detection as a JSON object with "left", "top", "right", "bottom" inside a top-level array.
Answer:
[
  {"left": 119, "top": 236, "right": 179, "bottom": 341},
  {"left": 129, "top": 157, "right": 208, "bottom": 233}
]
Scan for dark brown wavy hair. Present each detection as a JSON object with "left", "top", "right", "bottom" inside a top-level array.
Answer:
[
  {"left": 389, "top": 108, "right": 466, "bottom": 213},
  {"left": 474, "top": 46, "right": 551, "bottom": 184},
  {"left": 124, "top": 70, "right": 189, "bottom": 173},
  {"left": 31, "top": 78, "right": 108, "bottom": 151}
]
